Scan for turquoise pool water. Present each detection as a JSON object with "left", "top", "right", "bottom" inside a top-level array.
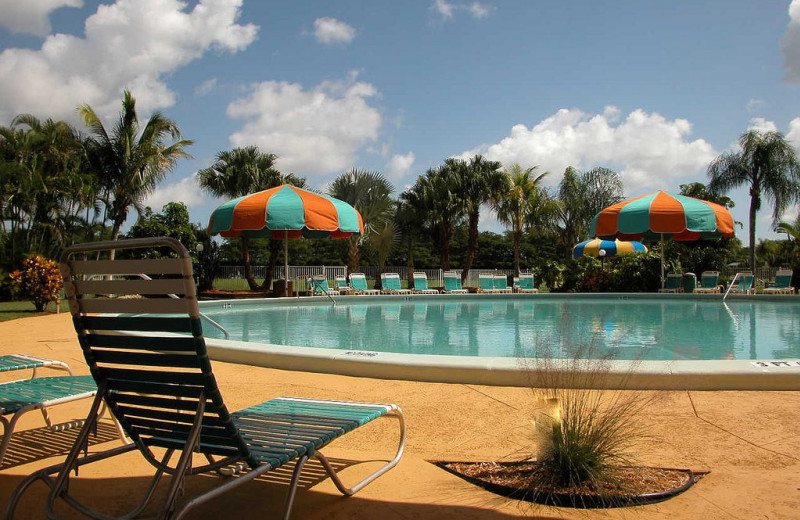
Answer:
[{"left": 200, "top": 296, "right": 800, "bottom": 361}]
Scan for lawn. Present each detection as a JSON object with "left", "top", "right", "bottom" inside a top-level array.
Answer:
[{"left": 0, "top": 300, "right": 65, "bottom": 322}]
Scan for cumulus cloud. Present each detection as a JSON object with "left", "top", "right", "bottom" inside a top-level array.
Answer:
[
  {"left": 0, "top": 0, "right": 82, "bottom": 37},
  {"left": 432, "top": 0, "right": 493, "bottom": 20},
  {"left": 0, "top": 0, "right": 258, "bottom": 124},
  {"left": 194, "top": 77, "right": 218, "bottom": 96},
  {"left": 456, "top": 106, "right": 717, "bottom": 194},
  {"left": 386, "top": 152, "right": 416, "bottom": 179},
  {"left": 782, "top": 0, "right": 800, "bottom": 82},
  {"left": 748, "top": 117, "right": 779, "bottom": 133},
  {"left": 787, "top": 117, "right": 800, "bottom": 150},
  {"left": 227, "top": 72, "right": 382, "bottom": 175},
  {"left": 144, "top": 173, "right": 206, "bottom": 211},
  {"left": 313, "top": 17, "right": 356, "bottom": 44}
]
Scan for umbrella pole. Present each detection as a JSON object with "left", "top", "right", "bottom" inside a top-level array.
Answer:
[
  {"left": 284, "top": 230, "right": 289, "bottom": 297},
  {"left": 660, "top": 233, "right": 665, "bottom": 289}
]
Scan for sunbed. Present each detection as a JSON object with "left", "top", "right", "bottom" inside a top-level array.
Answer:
[
  {"left": 728, "top": 272, "right": 755, "bottom": 295},
  {"left": 515, "top": 273, "right": 539, "bottom": 293},
  {"left": 412, "top": 272, "right": 439, "bottom": 294},
  {"left": 380, "top": 272, "right": 411, "bottom": 295},
  {"left": 493, "top": 274, "right": 513, "bottom": 294},
  {"left": 442, "top": 272, "right": 468, "bottom": 294},
  {"left": 308, "top": 274, "right": 340, "bottom": 296},
  {"left": 693, "top": 271, "right": 722, "bottom": 293},
  {"left": 349, "top": 273, "right": 379, "bottom": 295},
  {"left": 658, "top": 273, "right": 684, "bottom": 293},
  {"left": 334, "top": 275, "right": 353, "bottom": 295},
  {"left": 478, "top": 273, "right": 496, "bottom": 293},
  {"left": 7, "top": 237, "right": 405, "bottom": 520},
  {"left": 763, "top": 269, "right": 795, "bottom": 294}
]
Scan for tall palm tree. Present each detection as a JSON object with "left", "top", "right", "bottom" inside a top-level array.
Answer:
[
  {"left": 708, "top": 129, "right": 800, "bottom": 270},
  {"left": 411, "top": 166, "right": 463, "bottom": 271},
  {"left": 327, "top": 168, "right": 394, "bottom": 273},
  {"left": 494, "top": 163, "right": 559, "bottom": 276},
  {"left": 79, "top": 90, "right": 193, "bottom": 259},
  {"left": 197, "top": 146, "right": 304, "bottom": 290},
  {"left": 397, "top": 186, "right": 429, "bottom": 287}
]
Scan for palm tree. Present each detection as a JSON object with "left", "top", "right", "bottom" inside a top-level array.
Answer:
[
  {"left": 708, "top": 129, "right": 800, "bottom": 270},
  {"left": 327, "top": 168, "right": 394, "bottom": 273},
  {"left": 411, "top": 166, "right": 463, "bottom": 271},
  {"left": 494, "top": 163, "right": 559, "bottom": 276},
  {"left": 79, "top": 90, "right": 193, "bottom": 259},
  {"left": 396, "top": 186, "right": 429, "bottom": 287},
  {"left": 775, "top": 214, "right": 800, "bottom": 265},
  {"left": 197, "top": 146, "right": 303, "bottom": 290}
]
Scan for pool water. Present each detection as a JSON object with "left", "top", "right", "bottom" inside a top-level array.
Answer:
[{"left": 200, "top": 297, "right": 800, "bottom": 361}]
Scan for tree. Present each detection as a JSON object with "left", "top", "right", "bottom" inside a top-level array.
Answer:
[
  {"left": 557, "top": 166, "right": 624, "bottom": 254},
  {"left": 678, "top": 182, "right": 734, "bottom": 208},
  {"left": 327, "top": 168, "right": 394, "bottom": 273},
  {"left": 79, "top": 90, "right": 193, "bottom": 259},
  {"left": 410, "top": 166, "right": 463, "bottom": 271},
  {"left": 494, "top": 163, "right": 558, "bottom": 276},
  {"left": 197, "top": 146, "right": 304, "bottom": 290},
  {"left": 708, "top": 129, "right": 800, "bottom": 270}
]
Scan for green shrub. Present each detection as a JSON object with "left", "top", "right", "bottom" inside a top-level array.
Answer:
[{"left": 9, "top": 255, "right": 63, "bottom": 312}]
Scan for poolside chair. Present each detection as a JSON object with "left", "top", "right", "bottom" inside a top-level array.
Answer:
[
  {"left": 334, "top": 274, "right": 353, "bottom": 295},
  {"left": 380, "top": 272, "right": 411, "bottom": 295},
  {"left": 7, "top": 237, "right": 405, "bottom": 520},
  {"left": 658, "top": 273, "right": 684, "bottom": 293},
  {"left": 442, "top": 271, "right": 468, "bottom": 294},
  {"left": 693, "top": 271, "right": 722, "bottom": 294},
  {"left": 478, "top": 273, "right": 496, "bottom": 293},
  {"left": 0, "top": 355, "right": 123, "bottom": 466},
  {"left": 493, "top": 274, "right": 513, "bottom": 294},
  {"left": 349, "top": 272, "right": 379, "bottom": 295},
  {"left": 728, "top": 272, "right": 755, "bottom": 295},
  {"left": 308, "top": 274, "right": 340, "bottom": 296},
  {"left": 763, "top": 269, "right": 795, "bottom": 294},
  {"left": 514, "top": 273, "right": 539, "bottom": 293},
  {"left": 412, "top": 272, "right": 439, "bottom": 294}
]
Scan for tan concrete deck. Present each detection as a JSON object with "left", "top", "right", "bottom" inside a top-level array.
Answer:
[{"left": 1, "top": 313, "right": 798, "bottom": 519}]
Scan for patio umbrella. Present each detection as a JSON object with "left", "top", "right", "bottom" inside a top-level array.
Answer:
[
  {"left": 572, "top": 238, "right": 647, "bottom": 268},
  {"left": 207, "top": 184, "right": 363, "bottom": 296},
  {"left": 589, "top": 190, "right": 734, "bottom": 288}
]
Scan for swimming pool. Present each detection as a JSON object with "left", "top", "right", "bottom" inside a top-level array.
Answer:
[{"left": 198, "top": 294, "right": 800, "bottom": 390}]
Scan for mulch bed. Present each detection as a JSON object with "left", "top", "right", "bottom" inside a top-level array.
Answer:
[{"left": 437, "top": 461, "right": 702, "bottom": 508}]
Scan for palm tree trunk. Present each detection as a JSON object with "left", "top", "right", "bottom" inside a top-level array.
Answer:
[
  {"left": 513, "top": 228, "right": 522, "bottom": 277},
  {"left": 347, "top": 237, "right": 360, "bottom": 273},
  {"left": 241, "top": 236, "right": 258, "bottom": 290},
  {"left": 749, "top": 196, "right": 757, "bottom": 270},
  {"left": 260, "top": 238, "right": 281, "bottom": 291},
  {"left": 440, "top": 223, "right": 451, "bottom": 271},
  {"left": 462, "top": 212, "right": 479, "bottom": 283}
]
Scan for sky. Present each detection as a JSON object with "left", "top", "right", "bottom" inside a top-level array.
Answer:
[{"left": 1, "top": 0, "right": 800, "bottom": 243}]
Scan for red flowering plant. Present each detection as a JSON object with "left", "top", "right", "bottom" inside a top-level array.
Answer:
[{"left": 9, "top": 255, "right": 63, "bottom": 312}]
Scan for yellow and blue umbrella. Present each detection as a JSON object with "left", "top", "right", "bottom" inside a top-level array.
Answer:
[{"left": 572, "top": 238, "right": 647, "bottom": 259}]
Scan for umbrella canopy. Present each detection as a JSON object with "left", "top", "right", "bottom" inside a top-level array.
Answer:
[
  {"left": 572, "top": 238, "right": 647, "bottom": 259},
  {"left": 207, "top": 184, "right": 363, "bottom": 296}
]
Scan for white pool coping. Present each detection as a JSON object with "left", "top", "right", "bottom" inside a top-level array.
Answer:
[{"left": 199, "top": 294, "right": 800, "bottom": 391}]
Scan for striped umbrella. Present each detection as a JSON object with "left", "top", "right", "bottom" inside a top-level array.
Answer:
[
  {"left": 572, "top": 238, "right": 648, "bottom": 259},
  {"left": 207, "top": 184, "right": 363, "bottom": 295},
  {"left": 589, "top": 190, "right": 734, "bottom": 287}
]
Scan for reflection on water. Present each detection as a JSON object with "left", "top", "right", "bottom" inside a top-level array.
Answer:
[{"left": 201, "top": 297, "right": 800, "bottom": 361}]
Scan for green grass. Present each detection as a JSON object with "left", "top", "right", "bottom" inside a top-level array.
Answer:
[{"left": 0, "top": 300, "right": 66, "bottom": 322}]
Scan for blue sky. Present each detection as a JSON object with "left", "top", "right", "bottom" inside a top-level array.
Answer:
[{"left": 2, "top": 0, "right": 800, "bottom": 242}]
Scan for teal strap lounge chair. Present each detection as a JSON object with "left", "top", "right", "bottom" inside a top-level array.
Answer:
[
  {"left": 658, "top": 273, "right": 684, "bottom": 293},
  {"left": 0, "top": 354, "right": 73, "bottom": 376},
  {"left": 380, "top": 272, "right": 411, "bottom": 295},
  {"left": 478, "top": 273, "right": 496, "bottom": 293},
  {"left": 412, "top": 272, "right": 439, "bottom": 294},
  {"left": 442, "top": 272, "right": 468, "bottom": 294},
  {"left": 349, "top": 273, "right": 379, "bottom": 295},
  {"left": 493, "top": 275, "right": 512, "bottom": 294},
  {"left": 7, "top": 237, "right": 405, "bottom": 520},
  {"left": 308, "top": 274, "right": 340, "bottom": 296},
  {"left": 764, "top": 269, "right": 795, "bottom": 294},
  {"left": 334, "top": 275, "right": 353, "bottom": 295},
  {"left": 693, "top": 271, "right": 722, "bottom": 294},
  {"left": 515, "top": 273, "right": 539, "bottom": 293},
  {"left": 728, "top": 272, "right": 755, "bottom": 295}
]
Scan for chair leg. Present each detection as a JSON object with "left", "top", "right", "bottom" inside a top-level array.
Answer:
[{"left": 282, "top": 454, "right": 310, "bottom": 520}]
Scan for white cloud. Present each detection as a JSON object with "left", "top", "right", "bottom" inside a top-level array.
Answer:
[
  {"left": 386, "top": 152, "right": 416, "bottom": 179},
  {"left": 782, "top": 0, "right": 800, "bottom": 82},
  {"left": 748, "top": 117, "right": 779, "bottom": 133},
  {"left": 456, "top": 106, "right": 717, "bottom": 194},
  {"left": 0, "top": 0, "right": 258, "bottom": 124},
  {"left": 194, "top": 77, "right": 218, "bottom": 96},
  {"left": 144, "top": 173, "right": 206, "bottom": 211},
  {"left": 468, "top": 2, "right": 492, "bottom": 18},
  {"left": 431, "top": 0, "right": 493, "bottom": 20},
  {"left": 746, "top": 98, "right": 765, "bottom": 113},
  {"left": 0, "top": 0, "right": 82, "bottom": 37},
  {"left": 312, "top": 17, "right": 356, "bottom": 44},
  {"left": 432, "top": 0, "right": 455, "bottom": 19},
  {"left": 227, "top": 72, "right": 382, "bottom": 175},
  {"left": 787, "top": 117, "right": 800, "bottom": 151}
]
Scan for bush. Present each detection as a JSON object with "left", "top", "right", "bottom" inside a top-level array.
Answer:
[{"left": 9, "top": 255, "right": 63, "bottom": 312}]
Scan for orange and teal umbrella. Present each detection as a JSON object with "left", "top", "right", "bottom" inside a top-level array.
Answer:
[
  {"left": 589, "top": 190, "right": 735, "bottom": 287},
  {"left": 207, "top": 184, "right": 363, "bottom": 295}
]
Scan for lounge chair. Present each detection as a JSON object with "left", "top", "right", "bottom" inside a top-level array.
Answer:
[
  {"left": 764, "top": 269, "right": 795, "bottom": 294},
  {"left": 693, "top": 271, "right": 722, "bottom": 294},
  {"left": 0, "top": 355, "right": 116, "bottom": 466},
  {"left": 478, "top": 273, "right": 496, "bottom": 293},
  {"left": 8, "top": 237, "right": 405, "bottom": 520},
  {"left": 412, "top": 272, "right": 439, "bottom": 294},
  {"left": 728, "top": 272, "right": 755, "bottom": 295},
  {"left": 334, "top": 274, "right": 353, "bottom": 295},
  {"left": 349, "top": 273, "right": 379, "bottom": 295},
  {"left": 308, "top": 274, "right": 340, "bottom": 296},
  {"left": 380, "top": 272, "right": 411, "bottom": 295},
  {"left": 658, "top": 273, "right": 684, "bottom": 293},
  {"left": 442, "top": 272, "right": 468, "bottom": 294},
  {"left": 515, "top": 273, "right": 539, "bottom": 293},
  {"left": 493, "top": 274, "right": 513, "bottom": 294}
]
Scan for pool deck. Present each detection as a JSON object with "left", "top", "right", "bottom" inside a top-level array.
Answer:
[{"left": 2, "top": 313, "right": 799, "bottom": 519}]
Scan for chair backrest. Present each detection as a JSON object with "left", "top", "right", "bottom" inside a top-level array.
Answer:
[
  {"left": 350, "top": 273, "right": 369, "bottom": 291},
  {"left": 381, "top": 273, "right": 402, "bottom": 290},
  {"left": 517, "top": 274, "right": 535, "bottom": 289},
  {"left": 493, "top": 275, "right": 508, "bottom": 290},
  {"left": 413, "top": 273, "right": 429, "bottom": 291},
  {"left": 59, "top": 238, "right": 252, "bottom": 465},
  {"left": 665, "top": 273, "right": 682, "bottom": 289},
  {"left": 700, "top": 271, "right": 719, "bottom": 288},
  {"left": 311, "top": 274, "right": 331, "bottom": 293},
  {"left": 443, "top": 273, "right": 463, "bottom": 291},
  {"left": 335, "top": 275, "right": 349, "bottom": 290},
  {"left": 735, "top": 272, "right": 754, "bottom": 291},
  {"left": 478, "top": 274, "right": 494, "bottom": 291},
  {"left": 774, "top": 270, "right": 793, "bottom": 288}
]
